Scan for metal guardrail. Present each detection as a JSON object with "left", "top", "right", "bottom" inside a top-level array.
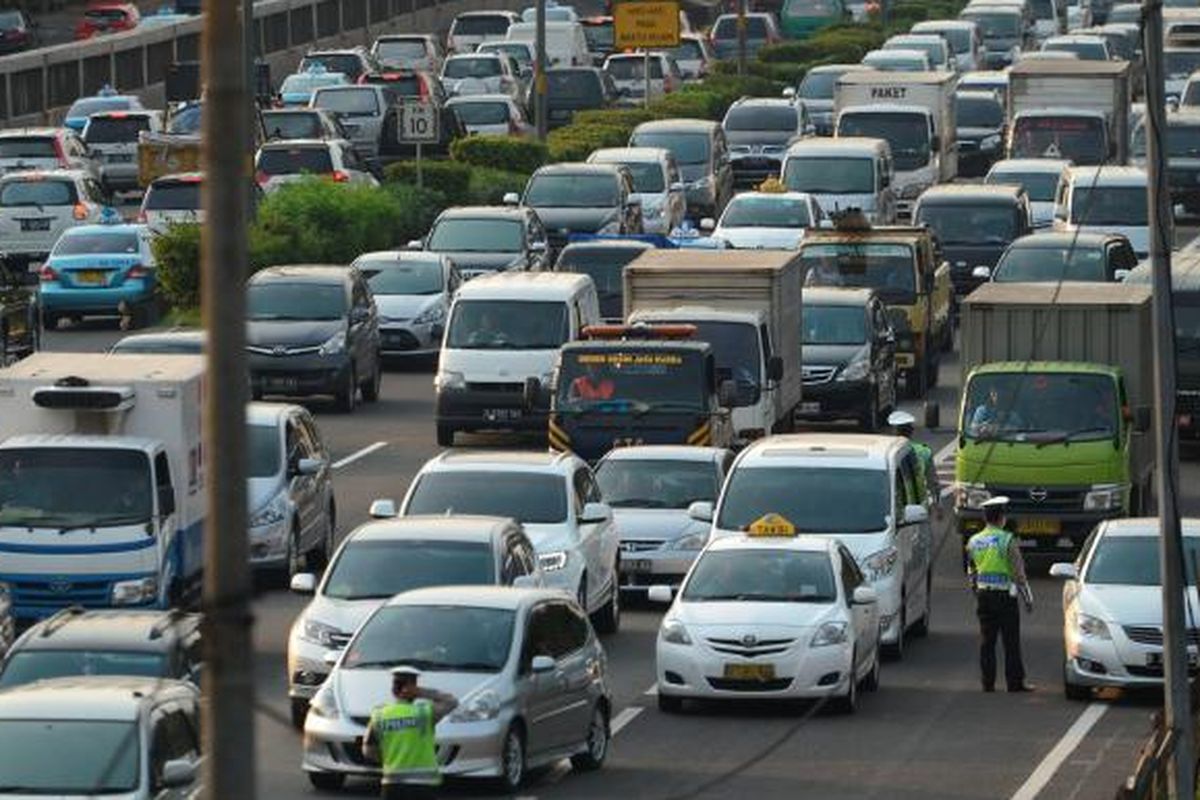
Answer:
[{"left": 0, "top": 0, "right": 507, "bottom": 125}]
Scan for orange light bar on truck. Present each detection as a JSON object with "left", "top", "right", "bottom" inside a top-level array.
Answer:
[{"left": 582, "top": 323, "right": 697, "bottom": 340}]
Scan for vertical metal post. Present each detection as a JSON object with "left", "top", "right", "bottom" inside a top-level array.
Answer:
[
  {"left": 736, "top": 0, "right": 747, "bottom": 77},
  {"left": 1143, "top": 0, "right": 1195, "bottom": 796},
  {"left": 535, "top": 0, "right": 547, "bottom": 141},
  {"left": 201, "top": 0, "right": 255, "bottom": 792},
  {"left": 244, "top": 0, "right": 258, "bottom": 222}
]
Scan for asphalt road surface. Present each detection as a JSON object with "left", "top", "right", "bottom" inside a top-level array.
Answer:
[{"left": 42, "top": 220, "right": 1200, "bottom": 799}]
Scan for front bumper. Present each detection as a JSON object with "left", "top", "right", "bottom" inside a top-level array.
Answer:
[
  {"left": 729, "top": 155, "right": 783, "bottom": 188},
  {"left": 618, "top": 546, "right": 697, "bottom": 592},
  {"left": 288, "top": 636, "right": 339, "bottom": 701},
  {"left": 380, "top": 322, "right": 440, "bottom": 356},
  {"left": 1065, "top": 625, "right": 1199, "bottom": 690},
  {"left": 795, "top": 378, "right": 872, "bottom": 423},
  {"left": 248, "top": 517, "right": 290, "bottom": 567},
  {"left": 436, "top": 387, "right": 549, "bottom": 433},
  {"left": 248, "top": 351, "right": 352, "bottom": 398},
  {"left": 656, "top": 638, "right": 854, "bottom": 700},
  {"left": 41, "top": 279, "right": 154, "bottom": 314}
]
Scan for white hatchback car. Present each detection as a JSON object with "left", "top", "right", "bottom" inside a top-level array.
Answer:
[
  {"left": 352, "top": 250, "right": 460, "bottom": 360},
  {"left": 706, "top": 190, "right": 824, "bottom": 250},
  {"left": 395, "top": 450, "right": 622, "bottom": 632},
  {"left": 0, "top": 169, "right": 110, "bottom": 264},
  {"left": 254, "top": 139, "right": 379, "bottom": 193},
  {"left": 446, "top": 94, "right": 533, "bottom": 137},
  {"left": 651, "top": 531, "right": 880, "bottom": 713},
  {"left": 586, "top": 146, "right": 686, "bottom": 235}
]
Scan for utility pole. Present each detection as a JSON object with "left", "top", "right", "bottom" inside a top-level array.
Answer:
[
  {"left": 736, "top": 0, "right": 747, "bottom": 77},
  {"left": 1143, "top": 0, "right": 1194, "bottom": 795},
  {"left": 244, "top": 0, "right": 258, "bottom": 222},
  {"left": 535, "top": 0, "right": 547, "bottom": 141},
  {"left": 201, "top": 0, "right": 255, "bottom": 793}
]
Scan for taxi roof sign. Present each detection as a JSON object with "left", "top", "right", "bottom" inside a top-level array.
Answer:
[
  {"left": 746, "top": 513, "right": 797, "bottom": 537},
  {"left": 613, "top": 1, "right": 681, "bottom": 49}
]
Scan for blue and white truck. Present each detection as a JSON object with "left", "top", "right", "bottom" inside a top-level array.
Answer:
[{"left": 0, "top": 353, "right": 206, "bottom": 621}]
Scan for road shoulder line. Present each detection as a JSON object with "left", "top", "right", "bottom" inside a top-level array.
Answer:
[
  {"left": 1010, "top": 703, "right": 1109, "bottom": 800},
  {"left": 332, "top": 440, "right": 388, "bottom": 470}
]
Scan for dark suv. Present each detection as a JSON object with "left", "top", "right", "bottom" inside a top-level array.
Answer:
[
  {"left": 520, "top": 163, "right": 642, "bottom": 255},
  {"left": 0, "top": 607, "right": 202, "bottom": 690},
  {"left": 722, "top": 96, "right": 812, "bottom": 188},
  {"left": 540, "top": 67, "right": 618, "bottom": 129},
  {"left": 246, "top": 265, "right": 382, "bottom": 413}
]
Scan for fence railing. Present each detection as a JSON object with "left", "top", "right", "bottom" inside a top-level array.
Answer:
[{"left": 1116, "top": 682, "right": 1200, "bottom": 799}]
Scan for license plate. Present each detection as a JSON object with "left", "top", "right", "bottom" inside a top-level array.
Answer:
[
  {"left": 799, "top": 401, "right": 821, "bottom": 413},
  {"left": 1147, "top": 651, "right": 1199, "bottom": 667},
  {"left": 626, "top": 559, "right": 652, "bottom": 572},
  {"left": 108, "top": 154, "right": 132, "bottom": 163},
  {"left": 265, "top": 376, "right": 298, "bottom": 391},
  {"left": 896, "top": 353, "right": 915, "bottom": 368},
  {"left": 1019, "top": 537, "right": 1038, "bottom": 548},
  {"left": 19, "top": 218, "right": 50, "bottom": 231},
  {"left": 74, "top": 269, "right": 106, "bottom": 285},
  {"left": 723, "top": 663, "right": 775, "bottom": 681},
  {"left": 483, "top": 408, "right": 521, "bottom": 422},
  {"left": 1016, "top": 518, "right": 1061, "bottom": 535}
]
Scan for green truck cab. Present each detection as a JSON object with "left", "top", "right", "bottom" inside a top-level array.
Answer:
[
  {"left": 954, "top": 283, "right": 1154, "bottom": 558},
  {"left": 798, "top": 219, "right": 952, "bottom": 398}
]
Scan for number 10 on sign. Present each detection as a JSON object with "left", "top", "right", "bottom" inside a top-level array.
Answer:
[{"left": 399, "top": 102, "right": 439, "bottom": 187}]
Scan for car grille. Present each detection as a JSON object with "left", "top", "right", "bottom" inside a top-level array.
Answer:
[
  {"left": 983, "top": 484, "right": 1088, "bottom": 513},
  {"left": 621, "top": 540, "right": 665, "bottom": 553},
  {"left": 706, "top": 677, "right": 794, "bottom": 692},
  {"left": 465, "top": 381, "right": 523, "bottom": 393},
  {"left": 1122, "top": 626, "right": 1200, "bottom": 646},
  {"left": 9, "top": 575, "right": 116, "bottom": 611},
  {"left": 801, "top": 365, "right": 837, "bottom": 385},
  {"left": 706, "top": 636, "right": 795, "bottom": 658},
  {"left": 381, "top": 330, "right": 420, "bottom": 350},
  {"left": 247, "top": 344, "right": 321, "bottom": 356}
]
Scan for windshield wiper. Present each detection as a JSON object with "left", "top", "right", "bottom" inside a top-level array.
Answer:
[
  {"left": 1034, "top": 426, "right": 1114, "bottom": 447},
  {"left": 57, "top": 514, "right": 148, "bottom": 532},
  {"left": 436, "top": 661, "right": 501, "bottom": 671},
  {"left": 351, "top": 658, "right": 442, "bottom": 670}
]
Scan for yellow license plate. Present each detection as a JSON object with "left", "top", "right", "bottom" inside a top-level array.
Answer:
[
  {"left": 723, "top": 663, "right": 776, "bottom": 681},
  {"left": 76, "top": 270, "right": 106, "bottom": 285},
  {"left": 1016, "top": 518, "right": 1061, "bottom": 535},
  {"left": 896, "top": 353, "right": 915, "bottom": 368}
]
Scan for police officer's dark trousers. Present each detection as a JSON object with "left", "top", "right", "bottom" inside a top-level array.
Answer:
[{"left": 977, "top": 589, "right": 1025, "bottom": 690}]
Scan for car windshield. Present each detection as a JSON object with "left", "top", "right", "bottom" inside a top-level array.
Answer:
[
  {"left": 0, "top": 180, "right": 77, "bottom": 207},
  {"left": 803, "top": 305, "right": 867, "bottom": 345},
  {"left": 664, "top": 39, "right": 703, "bottom": 62},
  {"left": 0, "top": 650, "right": 167, "bottom": 689},
  {"left": 632, "top": 131, "right": 710, "bottom": 166},
  {"left": 314, "top": 89, "right": 380, "bottom": 115},
  {"left": 1132, "top": 124, "right": 1200, "bottom": 158},
  {"left": 964, "top": 11, "right": 1020, "bottom": 37},
  {"left": 375, "top": 39, "right": 428, "bottom": 62},
  {"left": 596, "top": 458, "right": 718, "bottom": 509},
  {"left": 248, "top": 423, "right": 281, "bottom": 477},
  {"left": 323, "top": 540, "right": 495, "bottom": 600},
  {"left": 607, "top": 57, "right": 664, "bottom": 80},
  {"left": 714, "top": 15, "right": 768, "bottom": 38},
  {"left": 1011, "top": 116, "right": 1106, "bottom": 164},
  {"left": 246, "top": 281, "right": 346, "bottom": 321},
  {"left": 957, "top": 95, "right": 1004, "bottom": 128},
  {"left": 717, "top": 466, "right": 890, "bottom": 533},
  {"left": 0, "top": 720, "right": 140, "bottom": 793},
  {"left": 360, "top": 261, "right": 443, "bottom": 294},
  {"left": 799, "top": 243, "right": 917, "bottom": 303},
  {"left": 0, "top": 448, "right": 151, "bottom": 529},
  {"left": 0, "top": 11, "right": 24, "bottom": 27},
  {"left": 0, "top": 137, "right": 56, "bottom": 158},
  {"left": 916, "top": 202, "right": 1017, "bottom": 245},
  {"left": 797, "top": 70, "right": 840, "bottom": 99},
  {"left": 406, "top": 471, "right": 567, "bottom": 523},
  {"left": 925, "top": 26, "right": 970, "bottom": 52},
  {"left": 84, "top": 115, "right": 151, "bottom": 143},
  {"left": 986, "top": 169, "right": 1060, "bottom": 201},
  {"left": 837, "top": 112, "right": 930, "bottom": 170},
  {"left": 784, "top": 156, "right": 875, "bottom": 193},
  {"left": 993, "top": 244, "right": 1109, "bottom": 281},
  {"left": 556, "top": 347, "right": 709, "bottom": 410},
  {"left": 144, "top": 181, "right": 201, "bottom": 210},
  {"left": 453, "top": 15, "right": 511, "bottom": 35},
  {"left": 428, "top": 217, "right": 522, "bottom": 252},
  {"left": 1071, "top": 186, "right": 1148, "bottom": 225},
  {"left": 264, "top": 112, "right": 325, "bottom": 140},
  {"left": 453, "top": 101, "right": 510, "bottom": 125},
  {"left": 53, "top": 231, "right": 140, "bottom": 255},
  {"left": 445, "top": 57, "right": 502, "bottom": 79},
  {"left": 725, "top": 105, "right": 797, "bottom": 132},
  {"left": 167, "top": 104, "right": 202, "bottom": 133},
  {"left": 962, "top": 372, "right": 1118, "bottom": 442},
  {"left": 257, "top": 147, "right": 334, "bottom": 175},
  {"left": 785, "top": 0, "right": 838, "bottom": 17},
  {"left": 344, "top": 605, "right": 515, "bottom": 672},
  {"left": 526, "top": 174, "right": 619, "bottom": 207},
  {"left": 1085, "top": 535, "right": 1200, "bottom": 585},
  {"left": 1166, "top": 50, "right": 1200, "bottom": 78},
  {"left": 300, "top": 54, "right": 365, "bottom": 80},
  {"left": 67, "top": 97, "right": 131, "bottom": 119},
  {"left": 446, "top": 300, "right": 569, "bottom": 350},
  {"left": 682, "top": 549, "right": 837, "bottom": 602},
  {"left": 720, "top": 195, "right": 811, "bottom": 228},
  {"left": 584, "top": 23, "right": 614, "bottom": 50}
]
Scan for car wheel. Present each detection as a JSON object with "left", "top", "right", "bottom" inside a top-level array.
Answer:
[
  {"left": 1064, "top": 661, "right": 1090, "bottom": 701},
  {"left": 570, "top": 703, "right": 610, "bottom": 771},
  {"left": 862, "top": 390, "right": 879, "bottom": 432},
  {"left": 290, "top": 697, "right": 308, "bottom": 730},
  {"left": 832, "top": 649, "right": 859, "bottom": 714},
  {"left": 42, "top": 311, "right": 59, "bottom": 332},
  {"left": 863, "top": 645, "right": 881, "bottom": 692},
  {"left": 279, "top": 524, "right": 302, "bottom": 587},
  {"left": 884, "top": 597, "right": 905, "bottom": 660},
  {"left": 307, "top": 771, "right": 345, "bottom": 791},
  {"left": 657, "top": 693, "right": 683, "bottom": 713},
  {"left": 335, "top": 366, "right": 357, "bottom": 414},
  {"left": 496, "top": 723, "right": 526, "bottom": 792},
  {"left": 591, "top": 566, "right": 620, "bottom": 634},
  {"left": 436, "top": 423, "right": 454, "bottom": 447},
  {"left": 911, "top": 571, "right": 932, "bottom": 638},
  {"left": 361, "top": 355, "right": 381, "bottom": 402},
  {"left": 310, "top": 505, "right": 336, "bottom": 571}
]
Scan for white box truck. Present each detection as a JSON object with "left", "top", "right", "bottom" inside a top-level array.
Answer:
[
  {"left": 1006, "top": 60, "right": 1131, "bottom": 166},
  {"left": 835, "top": 71, "right": 958, "bottom": 218},
  {"left": 0, "top": 353, "right": 206, "bottom": 621},
  {"left": 624, "top": 250, "right": 802, "bottom": 445}
]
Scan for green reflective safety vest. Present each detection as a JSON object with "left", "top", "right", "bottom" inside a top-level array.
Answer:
[
  {"left": 369, "top": 698, "right": 440, "bottom": 785},
  {"left": 967, "top": 525, "right": 1015, "bottom": 590},
  {"left": 912, "top": 441, "right": 934, "bottom": 491}
]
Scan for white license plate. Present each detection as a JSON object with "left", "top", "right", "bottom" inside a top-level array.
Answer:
[
  {"left": 483, "top": 408, "right": 521, "bottom": 422},
  {"left": 19, "top": 218, "right": 50, "bottom": 232},
  {"left": 625, "top": 559, "right": 652, "bottom": 572},
  {"left": 265, "top": 377, "right": 298, "bottom": 391},
  {"left": 1147, "top": 651, "right": 1199, "bottom": 667},
  {"left": 800, "top": 402, "right": 821, "bottom": 413}
]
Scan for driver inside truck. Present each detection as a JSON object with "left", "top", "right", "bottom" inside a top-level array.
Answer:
[
  {"left": 804, "top": 253, "right": 844, "bottom": 287},
  {"left": 569, "top": 360, "right": 615, "bottom": 402}
]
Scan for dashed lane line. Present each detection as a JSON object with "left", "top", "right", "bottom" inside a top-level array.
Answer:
[
  {"left": 331, "top": 441, "right": 388, "bottom": 470},
  {"left": 611, "top": 706, "right": 645, "bottom": 735}
]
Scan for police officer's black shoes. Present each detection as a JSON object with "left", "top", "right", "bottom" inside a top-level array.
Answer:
[
  {"left": 982, "top": 684, "right": 995, "bottom": 692},
  {"left": 1007, "top": 683, "right": 1035, "bottom": 693}
]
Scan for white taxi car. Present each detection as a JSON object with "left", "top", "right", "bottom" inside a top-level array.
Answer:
[{"left": 650, "top": 523, "right": 880, "bottom": 713}]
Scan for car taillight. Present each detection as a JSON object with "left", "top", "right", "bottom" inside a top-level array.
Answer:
[
  {"left": 72, "top": 202, "right": 88, "bottom": 220},
  {"left": 331, "top": 170, "right": 350, "bottom": 182},
  {"left": 53, "top": 137, "right": 69, "bottom": 168},
  {"left": 255, "top": 170, "right": 269, "bottom": 186},
  {"left": 39, "top": 264, "right": 57, "bottom": 282},
  {"left": 127, "top": 264, "right": 148, "bottom": 279},
  {"left": 136, "top": 209, "right": 147, "bottom": 223}
]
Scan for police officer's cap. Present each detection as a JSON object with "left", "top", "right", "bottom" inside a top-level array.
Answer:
[
  {"left": 980, "top": 496, "right": 1010, "bottom": 509},
  {"left": 887, "top": 410, "right": 916, "bottom": 428},
  {"left": 391, "top": 666, "right": 421, "bottom": 680}
]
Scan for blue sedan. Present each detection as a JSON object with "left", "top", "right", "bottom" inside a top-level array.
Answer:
[{"left": 40, "top": 221, "right": 159, "bottom": 330}]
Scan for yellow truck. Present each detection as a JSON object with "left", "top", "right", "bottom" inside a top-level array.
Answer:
[{"left": 137, "top": 102, "right": 264, "bottom": 188}]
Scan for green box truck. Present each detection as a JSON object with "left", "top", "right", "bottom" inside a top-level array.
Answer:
[{"left": 954, "top": 282, "right": 1154, "bottom": 558}]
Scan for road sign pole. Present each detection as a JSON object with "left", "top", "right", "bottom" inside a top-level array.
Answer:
[{"left": 416, "top": 142, "right": 423, "bottom": 189}]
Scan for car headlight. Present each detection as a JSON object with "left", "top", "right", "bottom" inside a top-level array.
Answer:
[
  {"left": 249, "top": 492, "right": 288, "bottom": 528},
  {"left": 863, "top": 547, "right": 899, "bottom": 581},
  {"left": 318, "top": 330, "right": 347, "bottom": 357},
  {"left": 980, "top": 134, "right": 1001, "bottom": 150},
  {"left": 1083, "top": 483, "right": 1126, "bottom": 511},
  {"left": 539, "top": 550, "right": 569, "bottom": 571},
  {"left": 300, "top": 618, "right": 344, "bottom": 649},
  {"left": 899, "top": 182, "right": 929, "bottom": 200},
  {"left": 308, "top": 682, "right": 340, "bottom": 719},
  {"left": 434, "top": 369, "right": 466, "bottom": 391},
  {"left": 837, "top": 352, "right": 871, "bottom": 382},
  {"left": 1074, "top": 611, "right": 1111, "bottom": 640},
  {"left": 689, "top": 175, "right": 713, "bottom": 191},
  {"left": 412, "top": 303, "right": 445, "bottom": 326},
  {"left": 449, "top": 688, "right": 501, "bottom": 722},
  {"left": 111, "top": 577, "right": 157, "bottom": 606},
  {"left": 810, "top": 621, "right": 848, "bottom": 647},
  {"left": 668, "top": 531, "right": 708, "bottom": 551},
  {"left": 660, "top": 618, "right": 692, "bottom": 645},
  {"left": 539, "top": 370, "right": 556, "bottom": 392},
  {"left": 955, "top": 482, "right": 991, "bottom": 510}
]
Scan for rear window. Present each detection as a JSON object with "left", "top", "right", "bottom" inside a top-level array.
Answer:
[
  {"left": 300, "top": 54, "right": 365, "bottom": 79},
  {"left": 53, "top": 231, "right": 140, "bottom": 255},
  {"left": 547, "top": 70, "right": 603, "bottom": 99},
  {"left": 0, "top": 137, "right": 56, "bottom": 159},
  {"left": 313, "top": 89, "right": 380, "bottom": 115},
  {"left": 375, "top": 39, "right": 428, "bottom": 62},
  {"left": 452, "top": 14, "right": 511, "bottom": 35},
  {"left": 263, "top": 112, "right": 323, "bottom": 140},
  {"left": 444, "top": 57, "right": 503, "bottom": 79},
  {"left": 144, "top": 180, "right": 201, "bottom": 210},
  {"left": 83, "top": 116, "right": 151, "bottom": 144},
  {"left": 364, "top": 74, "right": 423, "bottom": 97},
  {"left": 606, "top": 57, "right": 664, "bottom": 80},
  {"left": 0, "top": 179, "right": 77, "bottom": 207},
  {"left": 715, "top": 16, "right": 767, "bottom": 38},
  {"left": 257, "top": 147, "right": 333, "bottom": 175},
  {"left": 452, "top": 101, "right": 510, "bottom": 125}
]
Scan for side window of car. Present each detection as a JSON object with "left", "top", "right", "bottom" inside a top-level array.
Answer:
[
  {"left": 150, "top": 708, "right": 200, "bottom": 790},
  {"left": 571, "top": 468, "right": 589, "bottom": 516},
  {"left": 839, "top": 547, "right": 861, "bottom": 605},
  {"left": 1117, "top": 242, "right": 1138, "bottom": 271},
  {"left": 299, "top": 412, "right": 325, "bottom": 458},
  {"left": 561, "top": 601, "right": 591, "bottom": 652}
]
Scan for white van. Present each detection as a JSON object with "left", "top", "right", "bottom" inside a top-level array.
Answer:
[
  {"left": 446, "top": 10, "right": 520, "bottom": 54},
  {"left": 691, "top": 433, "right": 934, "bottom": 658},
  {"left": 781, "top": 136, "right": 897, "bottom": 223},
  {"left": 1053, "top": 165, "right": 1152, "bottom": 257},
  {"left": 507, "top": 20, "right": 590, "bottom": 67},
  {"left": 435, "top": 272, "right": 600, "bottom": 446}
]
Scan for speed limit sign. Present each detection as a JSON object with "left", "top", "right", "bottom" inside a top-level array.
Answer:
[{"left": 399, "top": 101, "right": 439, "bottom": 143}]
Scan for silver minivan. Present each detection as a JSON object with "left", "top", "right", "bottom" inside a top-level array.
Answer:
[
  {"left": 781, "top": 137, "right": 897, "bottom": 223},
  {"left": 310, "top": 85, "right": 396, "bottom": 160},
  {"left": 82, "top": 109, "right": 163, "bottom": 193}
]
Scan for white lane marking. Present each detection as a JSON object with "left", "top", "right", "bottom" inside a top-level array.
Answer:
[
  {"left": 934, "top": 439, "right": 956, "bottom": 466},
  {"left": 611, "top": 706, "right": 644, "bottom": 735},
  {"left": 643, "top": 684, "right": 658, "bottom": 696},
  {"left": 1010, "top": 703, "right": 1108, "bottom": 800},
  {"left": 332, "top": 441, "right": 387, "bottom": 470}
]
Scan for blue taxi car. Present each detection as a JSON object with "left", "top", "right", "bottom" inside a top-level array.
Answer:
[
  {"left": 39, "top": 217, "right": 158, "bottom": 329},
  {"left": 278, "top": 64, "right": 350, "bottom": 107}
]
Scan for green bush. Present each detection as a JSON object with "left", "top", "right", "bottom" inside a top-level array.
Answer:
[
  {"left": 468, "top": 167, "right": 530, "bottom": 205},
  {"left": 711, "top": 59, "right": 810, "bottom": 84},
  {"left": 384, "top": 183, "right": 451, "bottom": 245},
  {"left": 547, "top": 123, "right": 635, "bottom": 162},
  {"left": 384, "top": 160, "right": 472, "bottom": 205},
  {"left": 759, "top": 26, "right": 885, "bottom": 63},
  {"left": 450, "top": 135, "right": 548, "bottom": 176},
  {"left": 571, "top": 108, "right": 658, "bottom": 128},
  {"left": 151, "top": 222, "right": 202, "bottom": 311}
]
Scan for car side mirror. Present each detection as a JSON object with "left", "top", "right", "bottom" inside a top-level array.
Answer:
[
  {"left": 407, "top": 239, "right": 423, "bottom": 250},
  {"left": 1114, "top": 268, "right": 1130, "bottom": 282},
  {"left": 579, "top": 501, "right": 612, "bottom": 524},
  {"left": 369, "top": 498, "right": 398, "bottom": 518},
  {"left": 717, "top": 378, "right": 738, "bottom": 408},
  {"left": 530, "top": 654, "right": 556, "bottom": 673},
  {"left": 782, "top": 86, "right": 796, "bottom": 98},
  {"left": 292, "top": 457, "right": 323, "bottom": 477},
  {"left": 699, "top": 217, "right": 715, "bottom": 232},
  {"left": 670, "top": 181, "right": 685, "bottom": 193},
  {"left": 647, "top": 584, "right": 674, "bottom": 603},
  {"left": 529, "top": 239, "right": 547, "bottom": 252},
  {"left": 160, "top": 758, "right": 197, "bottom": 789},
  {"left": 503, "top": 192, "right": 520, "bottom": 205},
  {"left": 972, "top": 266, "right": 991, "bottom": 280},
  {"left": 902, "top": 504, "right": 929, "bottom": 525},
  {"left": 851, "top": 585, "right": 878, "bottom": 605},
  {"left": 767, "top": 355, "right": 784, "bottom": 383},
  {"left": 157, "top": 485, "right": 176, "bottom": 518},
  {"left": 1048, "top": 562, "right": 1078, "bottom": 579},
  {"left": 687, "top": 500, "right": 713, "bottom": 522},
  {"left": 290, "top": 572, "right": 317, "bottom": 594}
]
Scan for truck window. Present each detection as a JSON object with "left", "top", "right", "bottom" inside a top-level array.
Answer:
[
  {"left": 0, "top": 448, "right": 153, "bottom": 528},
  {"left": 799, "top": 242, "right": 918, "bottom": 304},
  {"left": 1010, "top": 116, "right": 1106, "bottom": 166},
  {"left": 557, "top": 348, "right": 710, "bottom": 410},
  {"left": 154, "top": 451, "right": 172, "bottom": 493},
  {"left": 837, "top": 112, "right": 931, "bottom": 171},
  {"left": 961, "top": 372, "right": 1119, "bottom": 442}
]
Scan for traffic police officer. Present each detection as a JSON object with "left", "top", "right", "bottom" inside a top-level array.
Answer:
[
  {"left": 362, "top": 667, "right": 459, "bottom": 799},
  {"left": 889, "top": 410, "right": 937, "bottom": 500},
  {"left": 966, "top": 497, "right": 1034, "bottom": 693}
]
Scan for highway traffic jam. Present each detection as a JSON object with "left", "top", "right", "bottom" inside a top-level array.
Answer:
[{"left": 0, "top": 0, "right": 1197, "bottom": 794}]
